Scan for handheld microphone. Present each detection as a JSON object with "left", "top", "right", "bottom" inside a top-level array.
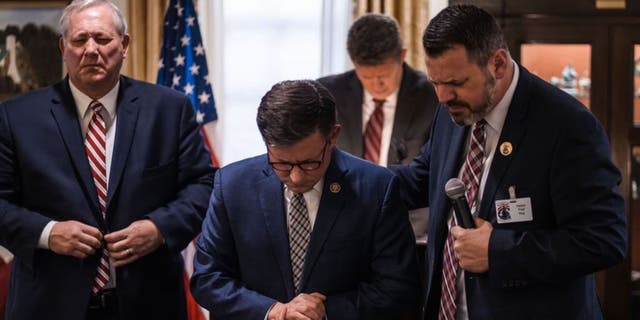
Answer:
[{"left": 445, "top": 178, "right": 476, "bottom": 229}]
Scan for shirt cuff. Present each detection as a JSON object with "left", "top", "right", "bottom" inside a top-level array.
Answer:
[
  {"left": 38, "top": 221, "right": 57, "bottom": 249},
  {"left": 264, "top": 307, "right": 270, "bottom": 320}
]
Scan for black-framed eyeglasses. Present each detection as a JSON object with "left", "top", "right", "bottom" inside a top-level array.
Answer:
[{"left": 268, "top": 141, "right": 328, "bottom": 172}]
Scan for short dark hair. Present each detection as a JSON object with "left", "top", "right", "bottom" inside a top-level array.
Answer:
[
  {"left": 347, "top": 13, "right": 403, "bottom": 66},
  {"left": 422, "top": 4, "right": 507, "bottom": 66},
  {"left": 257, "top": 80, "right": 336, "bottom": 147}
]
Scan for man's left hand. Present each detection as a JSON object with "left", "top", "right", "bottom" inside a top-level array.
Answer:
[
  {"left": 104, "top": 220, "right": 164, "bottom": 267},
  {"left": 451, "top": 217, "right": 492, "bottom": 273},
  {"left": 284, "top": 292, "right": 326, "bottom": 320}
]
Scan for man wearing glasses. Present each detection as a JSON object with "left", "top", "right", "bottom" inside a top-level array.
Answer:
[{"left": 191, "top": 80, "right": 420, "bottom": 320}]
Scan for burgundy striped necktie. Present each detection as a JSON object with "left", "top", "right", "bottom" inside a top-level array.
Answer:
[
  {"left": 363, "top": 99, "right": 385, "bottom": 163},
  {"left": 438, "top": 119, "right": 486, "bottom": 320},
  {"left": 85, "top": 100, "right": 110, "bottom": 294}
]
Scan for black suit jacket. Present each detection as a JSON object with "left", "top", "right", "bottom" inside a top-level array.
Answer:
[
  {"left": 0, "top": 76, "right": 215, "bottom": 320},
  {"left": 318, "top": 63, "right": 438, "bottom": 164}
]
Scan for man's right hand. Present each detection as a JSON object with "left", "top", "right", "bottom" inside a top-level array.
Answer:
[
  {"left": 49, "top": 221, "right": 103, "bottom": 258},
  {"left": 268, "top": 292, "right": 327, "bottom": 320}
]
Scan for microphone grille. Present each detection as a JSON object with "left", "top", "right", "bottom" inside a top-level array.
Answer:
[{"left": 445, "top": 178, "right": 467, "bottom": 199}]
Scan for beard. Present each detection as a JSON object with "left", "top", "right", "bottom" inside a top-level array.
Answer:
[{"left": 448, "top": 69, "right": 497, "bottom": 126}]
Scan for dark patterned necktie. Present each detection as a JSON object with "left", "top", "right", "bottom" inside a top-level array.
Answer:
[{"left": 288, "top": 193, "right": 310, "bottom": 293}]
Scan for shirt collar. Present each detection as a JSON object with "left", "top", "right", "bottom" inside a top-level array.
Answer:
[
  {"left": 285, "top": 177, "right": 325, "bottom": 199},
  {"left": 70, "top": 79, "right": 120, "bottom": 121},
  {"left": 363, "top": 88, "right": 399, "bottom": 108},
  {"left": 483, "top": 60, "right": 519, "bottom": 133}
]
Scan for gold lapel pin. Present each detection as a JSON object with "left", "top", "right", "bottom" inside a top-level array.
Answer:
[
  {"left": 500, "top": 141, "right": 513, "bottom": 156},
  {"left": 329, "top": 182, "right": 341, "bottom": 193}
]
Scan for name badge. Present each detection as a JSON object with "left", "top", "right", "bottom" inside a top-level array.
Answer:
[{"left": 495, "top": 197, "right": 533, "bottom": 224}]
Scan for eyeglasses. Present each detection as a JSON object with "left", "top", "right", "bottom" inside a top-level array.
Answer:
[{"left": 269, "top": 141, "right": 328, "bottom": 172}]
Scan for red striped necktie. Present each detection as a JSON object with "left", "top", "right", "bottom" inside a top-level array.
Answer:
[
  {"left": 438, "top": 119, "right": 486, "bottom": 320},
  {"left": 85, "top": 100, "right": 110, "bottom": 294},
  {"left": 364, "top": 98, "right": 385, "bottom": 163}
]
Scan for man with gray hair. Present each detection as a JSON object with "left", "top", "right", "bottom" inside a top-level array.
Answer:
[{"left": 0, "top": 1, "right": 215, "bottom": 319}]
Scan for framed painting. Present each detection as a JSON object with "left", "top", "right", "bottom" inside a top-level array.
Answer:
[{"left": 0, "top": 1, "right": 66, "bottom": 101}]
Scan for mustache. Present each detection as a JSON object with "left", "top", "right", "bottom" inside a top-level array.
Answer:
[{"left": 445, "top": 100, "right": 470, "bottom": 108}]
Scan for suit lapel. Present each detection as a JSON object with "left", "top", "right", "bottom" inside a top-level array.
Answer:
[
  {"left": 479, "top": 66, "right": 531, "bottom": 221},
  {"left": 389, "top": 63, "right": 414, "bottom": 164},
  {"left": 300, "top": 149, "right": 346, "bottom": 288},
  {"left": 424, "top": 116, "right": 468, "bottom": 301},
  {"left": 50, "top": 79, "right": 101, "bottom": 222},
  {"left": 435, "top": 121, "right": 468, "bottom": 246},
  {"left": 106, "top": 78, "right": 140, "bottom": 208},
  {"left": 258, "top": 166, "right": 296, "bottom": 298}
]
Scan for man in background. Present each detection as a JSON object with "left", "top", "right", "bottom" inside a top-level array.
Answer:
[
  {"left": 391, "top": 4, "right": 627, "bottom": 319},
  {"left": 318, "top": 14, "right": 438, "bottom": 241},
  {"left": 0, "top": 0, "right": 214, "bottom": 319},
  {"left": 318, "top": 13, "right": 437, "bottom": 166},
  {"left": 191, "top": 80, "right": 420, "bottom": 320}
]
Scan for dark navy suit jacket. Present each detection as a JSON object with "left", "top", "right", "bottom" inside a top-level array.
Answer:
[
  {"left": 392, "top": 65, "right": 627, "bottom": 319},
  {"left": 191, "top": 149, "right": 420, "bottom": 319},
  {"left": 318, "top": 63, "right": 438, "bottom": 165},
  {"left": 0, "top": 77, "right": 215, "bottom": 320}
]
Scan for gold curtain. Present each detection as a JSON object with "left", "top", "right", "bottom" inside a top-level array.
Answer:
[
  {"left": 123, "top": 0, "right": 169, "bottom": 83},
  {"left": 354, "top": 0, "right": 430, "bottom": 72}
]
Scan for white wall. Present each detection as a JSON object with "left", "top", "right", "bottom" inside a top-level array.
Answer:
[{"left": 430, "top": 0, "right": 448, "bottom": 19}]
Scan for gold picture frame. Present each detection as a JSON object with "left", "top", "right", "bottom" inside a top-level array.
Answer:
[{"left": 0, "top": 1, "right": 66, "bottom": 101}]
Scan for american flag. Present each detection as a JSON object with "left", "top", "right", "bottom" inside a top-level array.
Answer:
[
  {"left": 157, "top": 1, "right": 217, "bottom": 320},
  {"left": 157, "top": 0, "right": 218, "bottom": 125}
]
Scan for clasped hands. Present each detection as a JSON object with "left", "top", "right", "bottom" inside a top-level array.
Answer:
[
  {"left": 450, "top": 217, "right": 492, "bottom": 273},
  {"left": 48, "top": 219, "right": 164, "bottom": 267},
  {"left": 268, "top": 293, "right": 326, "bottom": 320}
]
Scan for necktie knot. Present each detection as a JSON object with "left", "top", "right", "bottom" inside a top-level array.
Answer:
[
  {"left": 89, "top": 100, "right": 103, "bottom": 113},
  {"left": 473, "top": 119, "right": 486, "bottom": 137},
  {"left": 372, "top": 98, "right": 385, "bottom": 109},
  {"left": 291, "top": 193, "right": 307, "bottom": 216},
  {"left": 464, "top": 119, "right": 486, "bottom": 207}
]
